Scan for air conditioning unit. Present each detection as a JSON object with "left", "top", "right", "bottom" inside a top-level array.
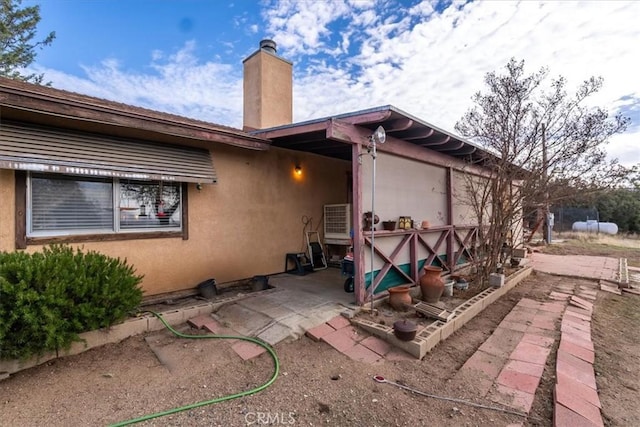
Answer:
[{"left": 324, "top": 203, "right": 352, "bottom": 245}]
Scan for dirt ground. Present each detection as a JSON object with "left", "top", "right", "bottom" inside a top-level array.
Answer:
[{"left": 1, "top": 238, "right": 639, "bottom": 426}]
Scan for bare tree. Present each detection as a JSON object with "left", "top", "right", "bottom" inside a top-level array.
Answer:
[{"left": 455, "top": 58, "right": 629, "bottom": 281}]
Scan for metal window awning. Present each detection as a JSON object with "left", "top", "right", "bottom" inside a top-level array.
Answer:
[{"left": 0, "top": 121, "right": 217, "bottom": 183}]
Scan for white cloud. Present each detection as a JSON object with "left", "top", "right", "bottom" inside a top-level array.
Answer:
[
  {"left": 281, "top": 0, "right": 640, "bottom": 166},
  {"left": 38, "top": 42, "right": 243, "bottom": 127},
  {"left": 33, "top": 0, "right": 640, "bottom": 167}
]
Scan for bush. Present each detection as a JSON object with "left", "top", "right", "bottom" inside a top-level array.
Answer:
[{"left": 0, "top": 245, "right": 143, "bottom": 360}]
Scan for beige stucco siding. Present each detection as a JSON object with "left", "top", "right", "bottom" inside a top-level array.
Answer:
[
  {"left": 452, "top": 170, "right": 493, "bottom": 226},
  {"left": 0, "top": 169, "right": 15, "bottom": 252},
  {"left": 1, "top": 146, "right": 350, "bottom": 296}
]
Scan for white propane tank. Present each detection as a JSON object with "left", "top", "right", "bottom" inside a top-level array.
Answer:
[{"left": 572, "top": 220, "right": 618, "bottom": 235}]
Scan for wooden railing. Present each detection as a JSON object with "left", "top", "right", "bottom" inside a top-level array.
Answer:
[{"left": 363, "top": 225, "right": 479, "bottom": 294}]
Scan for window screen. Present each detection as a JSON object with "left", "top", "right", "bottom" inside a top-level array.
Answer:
[{"left": 30, "top": 174, "right": 113, "bottom": 234}]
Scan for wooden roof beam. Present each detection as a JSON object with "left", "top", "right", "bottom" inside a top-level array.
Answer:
[{"left": 327, "top": 119, "right": 492, "bottom": 177}]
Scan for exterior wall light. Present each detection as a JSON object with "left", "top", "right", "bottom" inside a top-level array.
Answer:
[{"left": 294, "top": 165, "right": 302, "bottom": 176}]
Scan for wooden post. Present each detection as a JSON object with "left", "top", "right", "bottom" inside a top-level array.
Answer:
[
  {"left": 352, "top": 143, "right": 366, "bottom": 305},
  {"left": 446, "top": 167, "right": 454, "bottom": 272}
]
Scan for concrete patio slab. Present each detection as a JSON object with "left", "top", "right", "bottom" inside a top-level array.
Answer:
[
  {"left": 257, "top": 322, "right": 295, "bottom": 346},
  {"left": 531, "top": 253, "right": 619, "bottom": 283},
  {"left": 215, "top": 304, "right": 273, "bottom": 336}
]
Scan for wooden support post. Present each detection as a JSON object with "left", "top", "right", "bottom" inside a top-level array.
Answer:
[
  {"left": 446, "top": 167, "right": 454, "bottom": 272},
  {"left": 352, "top": 143, "right": 366, "bottom": 305}
]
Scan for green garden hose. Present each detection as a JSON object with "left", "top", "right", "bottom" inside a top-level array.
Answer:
[{"left": 109, "top": 311, "right": 280, "bottom": 426}]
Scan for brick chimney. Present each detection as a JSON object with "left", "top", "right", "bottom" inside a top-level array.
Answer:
[{"left": 242, "top": 39, "right": 293, "bottom": 131}]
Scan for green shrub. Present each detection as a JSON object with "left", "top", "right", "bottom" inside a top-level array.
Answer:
[{"left": 0, "top": 245, "right": 143, "bottom": 360}]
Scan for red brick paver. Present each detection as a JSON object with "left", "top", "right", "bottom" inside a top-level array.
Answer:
[
  {"left": 559, "top": 338, "right": 595, "bottom": 364},
  {"left": 555, "top": 384, "right": 604, "bottom": 426},
  {"left": 556, "top": 354, "right": 597, "bottom": 390},
  {"left": 187, "top": 314, "right": 213, "bottom": 329},
  {"left": 510, "top": 341, "right": 551, "bottom": 366},
  {"left": 556, "top": 371, "right": 601, "bottom": 408},
  {"left": 326, "top": 315, "right": 351, "bottom": 330},
  {"left": 360, "top": 336, "right": 392, "bottom": 356},
  {"left": 554, "top": 403, "right": 601, "bottom": 427},
  {"left": 496, "top": 369, "right": 541, "bottom": 394},
  {"left": 343, "top": 343, "right": 382, "bottom": 363},
  {"left": 321, "top": 328, "right": 357, "bottom": 352},
  {"left": 231, "top": 340, "right": 267, "bottom": 360},
  {"left": 305, "top": 323, "right": 335, "bottom": 341},
  {"left": 490, "top": 384, "right": 536, "bottom": 413}
]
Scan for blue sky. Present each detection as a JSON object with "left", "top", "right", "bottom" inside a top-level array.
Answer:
[{"left": 26, "top": 0, "right": 640, "bottom": 166}]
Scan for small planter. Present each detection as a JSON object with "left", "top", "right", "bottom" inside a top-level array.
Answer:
[
  {"left": 382, "top": 221, "right": 397, "bottom": 231},
  {"left": 393, "top": 319, "right": 417, "bottom": 341}
]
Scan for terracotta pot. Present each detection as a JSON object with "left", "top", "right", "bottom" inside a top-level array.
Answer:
[
  {"left": 421, "top": 220, "right": 430, "bottom": 229},
  {"left": 419, "top": 266, "right": 444, "bottom": 303},
  {"left": 387, "top": 285, "right": 412, "bottom": 311}
]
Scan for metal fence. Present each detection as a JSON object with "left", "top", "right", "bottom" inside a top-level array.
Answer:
[{"left": 551, "top": 206, "right": 599, "bottom": 233}]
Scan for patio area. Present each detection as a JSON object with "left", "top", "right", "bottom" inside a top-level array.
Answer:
[{"left": 199, "top": 267, "right": 359, "bottom": 347}]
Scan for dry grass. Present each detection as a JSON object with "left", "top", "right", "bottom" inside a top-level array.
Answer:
[
  {"left": 539, "top": 231, "right": 640, "bottom": 267},
  {"left": 555, "top": 231, "right": 640, "bottom": 248}
]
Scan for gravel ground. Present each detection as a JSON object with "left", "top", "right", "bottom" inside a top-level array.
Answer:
[{"left": 1, "top": 270, "right": 638, "bottom": 426}]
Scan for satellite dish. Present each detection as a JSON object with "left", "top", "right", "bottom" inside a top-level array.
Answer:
[{"left": 372, "top": 125, "right": 386, "bottom": 144}]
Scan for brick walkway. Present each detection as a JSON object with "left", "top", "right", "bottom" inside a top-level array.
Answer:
[
  {"left": 554, "top": 288, "right": 604, "bottom": 427},
  {"left": 452, "top": 297, "right": 561, "bottom": 414},
  {"left": 451, "top": 277, "right": 606, "bottom": 426},
  {"left": 530, "top": 253, "right": 620, "bottom": 283}
]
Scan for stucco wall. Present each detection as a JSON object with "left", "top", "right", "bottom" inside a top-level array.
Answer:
[
  {"left": 0, "top": 169, "right": 15, "bottom": 252},
  {"left": 452, "top": 170, "right": 492, "bottom": 226},
  {"left": 3, "top": 146, "right": 350, "bottom": 296}
]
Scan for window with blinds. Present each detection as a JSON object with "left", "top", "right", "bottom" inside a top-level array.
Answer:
[{"left": 28, "top": 173, "right": 182, "bottom": 236}]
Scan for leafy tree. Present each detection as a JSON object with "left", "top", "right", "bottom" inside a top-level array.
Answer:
[
  {"left": 596, "top": 189, "right": 640, "bottom": 234},
  {"left": 0, "top": 0, "right": 55, "bottom": 84},
  {"left": 454, "top": 58, "right": 630, "bottom": 280}
]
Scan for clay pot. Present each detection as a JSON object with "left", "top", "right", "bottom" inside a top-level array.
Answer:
[
  {"left": 387, "top": 285, "right": 412, "bottom": 311},
  {"left": 393, "top": 319, "right": 417, "bottom": 341},
  {"left": 419, "top": 266, "right": 444, "bottom": 303},
  {"left": 421, "top": 220, "right": 430, "bottom": 229}
]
